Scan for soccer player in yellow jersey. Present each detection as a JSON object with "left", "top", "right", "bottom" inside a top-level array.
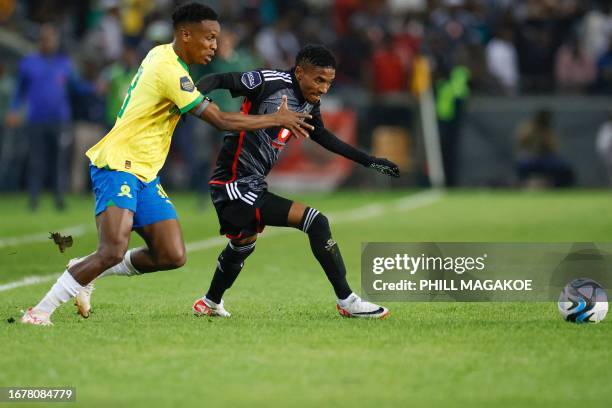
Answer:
[{"left": 21, "top": 3, "right": 313, "bottom": 326}]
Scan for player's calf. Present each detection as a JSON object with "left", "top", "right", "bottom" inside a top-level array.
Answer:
[
  {"left": 197, "top": 238, "right": 256, "bottom": 312},
  {"left": 298, "top": 207, "right": 390, "bottom": 319},
  {"left": 300, "top": 208, "right": 352, "bottom": 300}
]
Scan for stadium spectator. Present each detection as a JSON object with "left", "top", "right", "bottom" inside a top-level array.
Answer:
[
  {"left": 595, "top": 112, "right": 612, "bottom": 185},
  {"left": 90, "top": 0, "right": 124, "bottom": 63},
  {"left": 515, "top": 21, "right": 558, "bottom": 92},
  {"left": 595, "top": 38, "right": 612, "bottom": 93},
  {"left": 69, "top": 58, "right": 106, "bottom": 194},
  {"left": 436, "top": 65, "right": 470, "bottom": 187},
  {"left": 429, "top": 0, "right": 482, "bottom": 66},
  {"left": 5, "top": 24, "right": 80, "bottom": 210},
  {"left": 555, "top": 35, "right": 596, "bottom": 93},
  {"left": 255, "top": 12, "right": 300, "bottom": 69},
  {"left": 98, "top": 43, "right": 141, "bottom": 128},
  {"left": 369, "top": 32, "right": 409, "bottom": 94},
  {"left": 515, "top": 109, "right": 574, "bottom": 188},
  {"left": 580, "top": 2, "right": 612, "bottom": 60},
  {"left": 333, "top": 18, "right": 372, "bottom": 87},
  {"left": 486, "top": 25, "right": 519, "bottom": 95}
]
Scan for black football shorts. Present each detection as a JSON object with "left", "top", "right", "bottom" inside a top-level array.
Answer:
[{"left": 210, "top": 185, "right": 293, "bottom": 239}]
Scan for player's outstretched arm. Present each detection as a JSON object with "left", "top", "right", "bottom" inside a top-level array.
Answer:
[
  {"left": 311, "top": 127, "right": 400, "bottom": 178},
  {"left": 195, "top": 72, "right": 240, "bottom": 94},
  {"left": 190, "top": 95, "right": 313, "bottom": 137}
]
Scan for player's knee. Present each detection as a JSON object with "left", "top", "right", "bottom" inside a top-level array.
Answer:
[
  {"left": 97, "top": 245, "right": 127, "bottom": 268},
  {"left": 222, "top": 239, "right": 256, "bottom": 266},
  {"left": 303, "top": 210, "right": 331, "bottom": 239},
  {"left": 156, "top": 247, "right": 186, "bottom": 269},
  {"left": 168, "top": 249, "right": 187, "bottom": 269}
]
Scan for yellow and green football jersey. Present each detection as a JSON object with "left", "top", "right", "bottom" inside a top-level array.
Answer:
[{"left": 86, "top": 44, "right": 204, "bottom": 182}]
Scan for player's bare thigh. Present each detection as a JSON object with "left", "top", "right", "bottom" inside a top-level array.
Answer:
[{"left": 287, "top": 202, "right": 308, "bottom": 227}]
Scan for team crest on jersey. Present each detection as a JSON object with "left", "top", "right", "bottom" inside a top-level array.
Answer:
[
  {"left": 241, "top": 71, "right": 262, "bottom": 89},
  {"left": 271, "top": 128, "right": 292, "bottom": 150},
  {"left": 180, "top": 76, "right": 195, "bottom": 92},
  {"left": 269, "top": 101, "right": 314, "bottom": 150}
]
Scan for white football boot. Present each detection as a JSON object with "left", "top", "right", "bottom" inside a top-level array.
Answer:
[
  {"left": 193, "top": 296, "right": 231, "bottom": 317},
  {"left": 20, "top": 308, "right": 53, "bottom": 326},
  {"left": 75, "top": 283, "right": 94, "bottom": 318},
  {"left": 69, "top": 258, "right": 94, "bottom": 318},
  {"left": 336, "top": 293, "right": 390, "bottom": 319}
]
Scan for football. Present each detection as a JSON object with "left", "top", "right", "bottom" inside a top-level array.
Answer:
[{"left": 558, "top": 278, "right": 608, "bottom": 323}]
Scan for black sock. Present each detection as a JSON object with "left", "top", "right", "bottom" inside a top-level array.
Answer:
[
  {"left": 206, "top": 241, "right": 256, "bottom": 303},
  {"left": 300, "top": 208, "right": 353, "bottom": 300}
]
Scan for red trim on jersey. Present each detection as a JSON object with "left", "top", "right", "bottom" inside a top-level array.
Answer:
[{"left": 209, "top": 99, "right": 253, "bottom": 186}]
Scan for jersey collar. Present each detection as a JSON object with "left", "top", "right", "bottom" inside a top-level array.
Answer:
[{"left": 177, "top": 56, "right": 189, "bottom": 73}]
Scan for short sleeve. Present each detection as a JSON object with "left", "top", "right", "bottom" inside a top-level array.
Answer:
[{"left": 159, "top": 63, "right": 205, "bottom": 114}]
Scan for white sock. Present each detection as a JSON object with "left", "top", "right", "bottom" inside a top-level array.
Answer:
[
  {"left": 99, "top": 249, "right": 140, "bottom": 277},
  {"left": 35, "top": 271, "right": 84, "bottom": 315}
]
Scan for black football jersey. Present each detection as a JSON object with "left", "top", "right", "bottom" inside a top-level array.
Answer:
[
  {"left": 197, "top": 68, "right": 372, "bottom": 206},
  {"left": 208, "top": 69, "right": 324, "bottom": 191}
]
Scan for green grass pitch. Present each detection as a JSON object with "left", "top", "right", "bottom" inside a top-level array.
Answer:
[{"left": 0, "top": 190, "right": 611, "bottom": 407}]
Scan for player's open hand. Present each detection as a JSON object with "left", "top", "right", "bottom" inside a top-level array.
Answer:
[
  {"left": 369, "top": 157, "right": 400, "bottom": 178},
  {"left": 276, "top": 95, "right": 314, "bottom": 139}
]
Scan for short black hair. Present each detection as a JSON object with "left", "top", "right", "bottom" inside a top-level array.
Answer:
[
  {"left": 295, "top": 44, "right": 336, "bottom": 69},
  {"left": 172, "top": 2, "right": 218, "bottom": 29}
]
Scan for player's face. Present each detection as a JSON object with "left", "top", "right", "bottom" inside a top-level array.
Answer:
[
  {"left": 295, "top": 64, "right": 335, "bottom": 104},
  {"left": 184, "top": 20, "right": 220, "bottom": 65}
]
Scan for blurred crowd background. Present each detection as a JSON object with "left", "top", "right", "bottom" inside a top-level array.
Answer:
[{"left": 0, "top": 0, "right": 611, "bottom": 210}]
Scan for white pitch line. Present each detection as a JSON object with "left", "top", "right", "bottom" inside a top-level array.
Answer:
[
  {"left": 0, "top": 224, "right": 91, "bottom": 249},
  {"left": 0, "top": 274, "right": 59, "bottom": 292},
  {"left": 0, "top": 190, "right": 444, "bottom": 292}
]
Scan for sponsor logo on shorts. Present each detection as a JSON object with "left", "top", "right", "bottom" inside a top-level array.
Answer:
[{"left": 125, "top": 160, "right": 131, "bottom": 169}]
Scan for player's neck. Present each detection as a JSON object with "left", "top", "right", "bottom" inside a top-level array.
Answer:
[{"left": 171, "top": 41, "right": 191, "bottom": 66}]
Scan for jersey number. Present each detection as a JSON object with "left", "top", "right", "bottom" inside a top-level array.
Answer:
[{"left": 117, "top": 66, "right": 144, "bottom": 118}]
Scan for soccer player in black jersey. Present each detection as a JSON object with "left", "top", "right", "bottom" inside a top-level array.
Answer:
[{"left": 192, "top": 44, "right": 399, "bottom": 318}]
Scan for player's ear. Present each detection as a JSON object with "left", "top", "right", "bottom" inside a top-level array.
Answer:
[
  {"left": 295, "top": 65, "right": 303, "bottom": 81},
  {"left": 178, "top": 27, "right": 191, "bottom": 43}
]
